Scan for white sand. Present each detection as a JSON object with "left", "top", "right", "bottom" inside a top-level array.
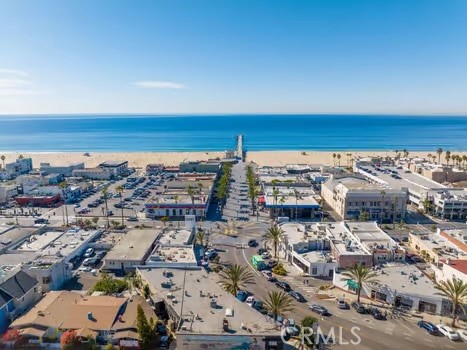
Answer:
[{"left": 2, "top": 150, "right": 465, "bottom": 168}]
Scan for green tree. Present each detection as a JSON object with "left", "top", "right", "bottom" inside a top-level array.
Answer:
[
  {"left": 359, "top": 210, "right": 370, "bottom": 222},
  {"left": 272, "top": 187, "right": 280, "bottom": 218},
  {"left": 265, "top": 224, "right": 284, "bottom": 258},
  {"left": 434, "top": 277, "right": 467, "bottom": 327},
  {"left": 136, "top": 304, "right": 155, "bottom": 350},
  {"left": 263, "top": 291, "right": 295, "bottom": 320},
  {"left": 58, "top": 180, "right": 69, "bottom": 226},
  {"left": 186, "top": 185, "right": 197, "bottom": 215},
  {"left": 105, "top": 344, "right": 115, "bottom": 350},
  {"left": 92, "top": 216, "right": 99, "bottom": 227},
  {"left": 93, "top": 273, "right": 128, "bottom": 294},
  {"left": 436, "top": 147, "right": 443, "bottom": 164},
  {"left": 0, "top": 154, "right": 5, "bottom": 169},
  {"left": 160, "top": 216, "right": 169, "bottom": 227},
  {"left": 341, "top": 264, "right": 379, "bottom": 303},
  {"left": 101, "top": 186, "right": 110, "bottom": 229},
  {"left": 336, "top": 153, "right": 342, "bottom": 167},
  {"left": 143, "top": 284, "right": 151, "bottom": 299},
  {"left": 115, "top": 185, "right": 125, "bottom": 227},
  {"left": 194, "top": 230, "right": 207, "bottom": 248},
  {"left": 445, "top": 150, "right": 451, "bottom": 165},
  {"left": 219, "top": 264, "right": 255, "bottom": 296}
]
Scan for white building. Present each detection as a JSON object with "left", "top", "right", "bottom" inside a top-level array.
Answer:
[
  {"left": 4, "top": 158, "right": 33, "bottom": 179},
  {"left": 39, "top": 162, "right": 85, "bottom": 177},
  {"left": 72, "top": 168, "right": 112, "bottom": 180},
  {"left": 98, "top": 161, "right": 129, "bottom": 177},
  {"left": 321, "top": 174, "right": 407, "bottom": 222},
  {"left": 0, "top": 184, "right": 18, "bottom": 204}
]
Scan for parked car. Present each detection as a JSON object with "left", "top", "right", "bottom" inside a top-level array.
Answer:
[
  {"left": 457, "top": 329, "right": 467, "bottom": 342},
  {"left": 246, "top": 296, "right": 255, "bottom": 307},
  {"left": 236, "top": 291, "right": 248, "bottom": 302},
  {"left": 275, "top": 281, "right": 291, "bottom": 292},
  {"left": 351, "top": 302, "right": 367, "bottom": 314},
  {"left": 309, "top": 304, "right": 329, "bottom": 316},
  {"left": 247, "top": 239, "right": 258, "bottom": 247},
  {"left": 262, "top": 270, "right": 274, "bottom": 281},
  {"left": 257, "top": 248, "right": 267, "bottom": 255},
  {"left": 436, "top": 325, "right": 460, "bottom": 341},
  {"left": 261, "top": 252, "right": 271, "bottom": 259},
  {"left": 289, "top": 291, "right": 306, "bottom": 303},
  {"left": 251, "top": 300, "right": 267, "bottom": 314},
  {"left": 337, "top": 299, "right": 349, "bottom": 309},
  {"left": 268, "top": 260, "right": 278, "bottom": 268},
  {"left": 417, "top": 321, "right": 440, "bottom": 336},
  {"left": 127, "top": 216, "right": 138, "bottom": 222},
  {"left": 84, "top": 248, "right": 94, "bottom": 258},
  {"left": 369, "top": 308, "right": 386, "bottom": 320}
]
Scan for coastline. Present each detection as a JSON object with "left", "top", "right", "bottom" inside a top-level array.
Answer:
[{"left": 2, "top": 150, "right": 466, "bottom": 168}]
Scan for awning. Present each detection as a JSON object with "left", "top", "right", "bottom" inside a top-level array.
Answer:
[
  {"left": 258, "top": 197, "right": 265, "bottom": 203},
  {"left": 346, "top": 279, "right": 359, "bottom": 290},
  {"left": 76, "top": 328, "right": 98, "bottom": 338},
  {"left": 113, "top": 330, "right": 140, "bottom": 340}
]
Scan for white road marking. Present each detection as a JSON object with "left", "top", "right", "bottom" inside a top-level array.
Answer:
[{"left": 397, "top": 319, "right": 415, "bottom": 333}]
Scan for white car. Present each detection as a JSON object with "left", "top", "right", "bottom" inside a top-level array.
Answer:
[
  {"left": 261, "top": 252, "right": 271, "bottom": 259},
  {"left": 437, "top": 325, "right": 460, "bottom": 341},
  {"left": 457, "top": 329, "right": 467, "bottom": 342},
  {"left": 262, "top": 270, "right": 273, "bottom": 280},
  {"left": 246, "top": 296, "right": 255, "bottom": 307}
]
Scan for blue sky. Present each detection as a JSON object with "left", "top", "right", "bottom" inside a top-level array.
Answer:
[{"left": 0, "top": 0, "right": 466, "bottom": 115}]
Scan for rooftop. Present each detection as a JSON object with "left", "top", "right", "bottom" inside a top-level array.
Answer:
[
  {"left": 139, "top": 267, "right": 280, "bottom": 336},
  {"left": 105, "top": 229, "right": 161, "bottom": 262},
  {"left": 0, "top": 227, "right": 38, "bottom": 251},
  {"left": 157, "top": 229, "right": 193, "bottom": 246},
  {"left": 99, "top": 161, "right": 128, "bottom": 167},
  {"left": 147, "top": 245, "right": 196, "bottom": 265},
  {"left": 346, "top": 222, "right": 399, "bottom": 251}
]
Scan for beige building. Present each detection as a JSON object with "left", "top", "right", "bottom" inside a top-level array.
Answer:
[{"left": 321, "top": 175, "right": 407, "bottom": 222}]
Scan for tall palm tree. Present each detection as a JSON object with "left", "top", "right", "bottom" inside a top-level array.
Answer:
[
  {"left": 263, "top": 291, "right": 295, "bottom": 320},
  {"left": 115, "top": 185, "right": 125, "bottom": 227},
  {"left": 101, "top": 186, "right": 110, "bottom": 229},
  {"left": 218, "top": 264, "right": 255, "bottom": 296},
  {"left": 272, "top": 188, "right": 280, "bottom": 218},
  {"left": 427, "top": 154, "right": 432, "bottom": 163},
  {"left": 445, "top": 150, "right": 451, "bottom": 166},
  {"left": 341, "top": 264, "right": 379, "bottom": 303},
  {"left": 463, "top": 155, "right": 467, "bottom": 169},
  {"left": 402, "top": 149, "right": 409, "bottom": 158},
  {"left": 332, "top": 153, "right": 336, "bottom": 166},
  {"left": 279, "top": 196, "right": 286, "bottom": 216},
  {"left": 336, "top": 153, "right": 342, "bottom": 167},
  {"left": 0, "top": 154, "right": 5, "bottom": 169},
  {"left": 265, "top": 224, "right": 284, "bottom": 258},
  {"left": 58, "top": 180, "right": 69, "bottom": 226},
  {"left": 436, "top": 148, "right": 443, "bottom": 164},
  {"left": 434, "top": 277, "right": 467, "bottom": 327},
  {"left": 186, "top": 185, "right": 197, "bottom": 215}
]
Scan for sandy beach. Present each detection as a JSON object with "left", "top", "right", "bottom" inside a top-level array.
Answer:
[{"left": 2, "top": 150, "right": 466, "bottom": 169}]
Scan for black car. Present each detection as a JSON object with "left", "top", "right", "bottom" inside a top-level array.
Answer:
[
  {"left": 257, "top": 248, "right": 267, "bottom": 255},
  {"left": 309, "top": 304, "right": 329, "bottom": 316},
  {"left": 275, "top": 281, "right": 291, "bottom": 292},
  {"left": 351, "top": 302, "right": 367, "bottom": 314},
  {"left": 368, "top": 307, "right": 386, "bottom": 320},
  {"left": 417, "top": 321, "right": 440, "bottom": 335},
  {"left": 289, "top": 291, "right": 306, "bottom": 302},
  {"left": 248, "top": 239, "right": 258, "bottom": 247},
  {"left": 268, "top": 260, "right": 278, "bottom": 268}
]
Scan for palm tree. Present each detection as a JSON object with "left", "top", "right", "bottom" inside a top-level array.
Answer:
[
  {"left": 445, "top": 150, "right": 451, "bottom": 166},
  {"left": 427, "top": 154, "right": 432, "bottom": 163},
  {"left": 272, "top": 187, "right": 280, "bottom": 218},
  {"left": 265, "top": 224, "right": 284, "bottom": 258},
  {"left": 279, "top": 196, "right": 286, "bottom": 216},
  {"left": 436, "top": 148, "right": 443, "bottom": 164},
  {"left": 336, "top": 153, "right": 342, "bottom": 167},
  {"left": 332, "top": 153, "right": 336, "bottom": 166},
  {"left": 263, "top": 291, "right": 295, "bottom": 320},
  {"left": 143, "top": 284, "right": 151, "bottom": 300},
  {"left": 115, "top": 185, "right": 125, "bottom": 227},
  {"left": 341, "top": 264, "right": 378, "bottom": 303},
  {"left": 218, "top": 264, "right": 255, "bottom": 296},
  {"left": 434, "top": 277, "right": 467, "bottom": 327},
  {"left": 101, "top": 186, "right": 110, "bottom": 229},
  {"left": 463, "top": 155, "right": 467, "bottom": 169},
  {"left": 186, "top": 185, "right": 197, "bottom": 215},
  {"left": 58, "top": 181, "right": 69, "bottom": 226},
  {"left": 194, "top": 230, "right": 207, "bottom": 248},
  {"left": 0, "top": 154, "right": 5, "bottom": 169},
  {"left": 402, "top": 149, "right": 409, "bottom": 158}
]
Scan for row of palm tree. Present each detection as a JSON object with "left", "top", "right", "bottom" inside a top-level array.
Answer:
[
  {"left": 342, "top": 263, "right": 467, "bottom": 327},
  {"left": 246, "top": 165, "right": 256, "bottom": 207},
  {"left": 216, "top": 163, "right": 232, "bottom": 204},
  {"left": 218, "top": 263, "right": 294, "bottom": 319}
]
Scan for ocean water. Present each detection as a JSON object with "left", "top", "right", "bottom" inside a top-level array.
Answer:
[{"left": 0, "top": 114, "right": 466, "bottom": 152}]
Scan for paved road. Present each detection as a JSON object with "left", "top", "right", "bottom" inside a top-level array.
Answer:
[
  {"left": 222, "top": 162, "right": 252, "bottom": 221},
  {"left": 216, "top": 242, "right": 465, "bottom": 350}
]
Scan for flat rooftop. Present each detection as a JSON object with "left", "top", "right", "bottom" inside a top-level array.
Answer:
[
  {"left": 15, "top": 231, "right": 63, "bottom": 252},
  {"left": 147, "top": 245, "right": 196, "bottom": 264},
  {"left": 299, "top": 250, "right": 336, "bottom": 264},
  {"left": 346, "top": 222, "right": 397, "bottom": 249},
  {"left": 139, "top": 267, "right": 280, "bottom": 336},
  {"left": 0, "top": 227, "right": 37, "bottom": 251},
  {"left": 369, "top": 263, "right": 439, "bottom": 298},
  {"left": 157, "top": 229, "right": 193, "bottom": 245},
  {"left": 326, "top": 222, "right": 370, "bottom": 256},
  {"left": 105, "top": 229, "right": 161, "bottom": 261}
]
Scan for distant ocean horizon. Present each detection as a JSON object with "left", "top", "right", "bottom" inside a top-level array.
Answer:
[{"left": 1, "top": 114, "right": 467, "bottom": 152}]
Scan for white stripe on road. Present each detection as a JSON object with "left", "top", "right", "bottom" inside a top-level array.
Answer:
[{"left": 397, "top": 319, "right": 415, "bottom": 333}]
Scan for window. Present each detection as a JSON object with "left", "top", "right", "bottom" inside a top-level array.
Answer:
[
  {"left": 42, "top": 276, "right": 51, "bottom": 284},
  {"left": 312, "top": 267, "right": 318, "bottom": 275}
]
